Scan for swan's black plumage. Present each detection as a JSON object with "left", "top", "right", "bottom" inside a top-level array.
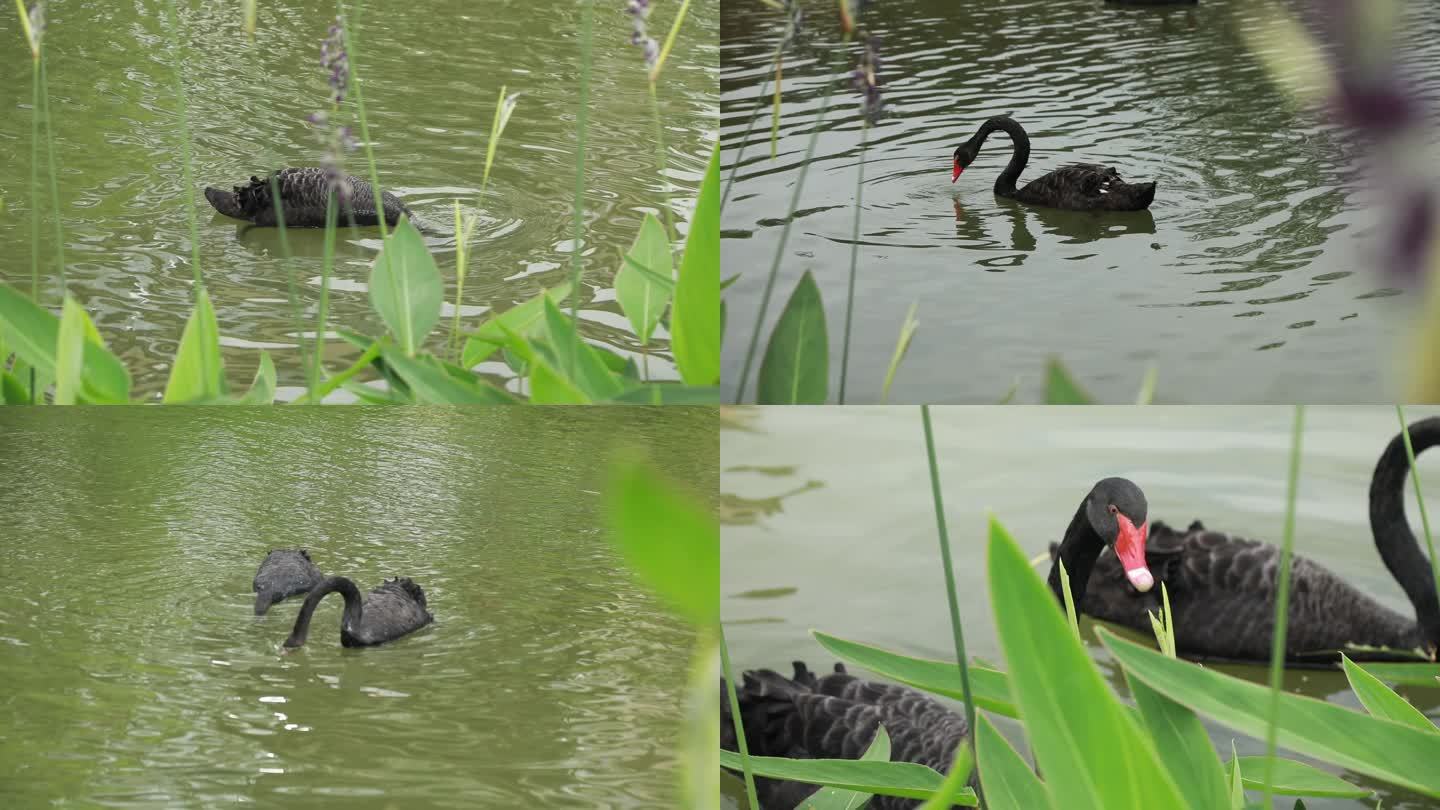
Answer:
[
  {"left": 1056, "top": 418, "right": 1440, "bottom": 663},
  {"left": 720, "top": 661, "right": 975, "bottom": 810},
  {"left": 252, "top": 549, "right": 324, "bottom": 615},
  {"left": 204, "top": 168, "right": 413, "bottom": 228},
  {"left": 951, "top": 116, "right": 1156, "bottom": 211},
  {"left": 283, "top": 575, "right": 434, "bottom": 648}
]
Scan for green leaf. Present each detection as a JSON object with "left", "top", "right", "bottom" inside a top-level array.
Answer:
[
  {"left": 1341, "top": 654, "right": 1435, "bottom": 731},
  {"left": 163, "top": 288, "right": 226, "bottom": 404},
  {"left": 1232, "top": 757, "right": 1368, "bottom": 798},
  {"left": 1, "top": 371, "right": 29, "bottom": 404},
  {"left": 53, "top": 297, "right": 88, "bottom": 405},
  {"left": 0, "top": 283, "right": 129, "bottom": 403},
  {"left": 1044, "top": 358, "right": 1093, "bottom": 404},
  {"left": 916, "top": 742, "right": 975, "bottom": 810},
  {"left": 1229, "top": 741, "right": 1245, "bottom": 810},
  {"left": 987, "top": 517, "right": 1191, "bottom": 810},
  {"left": 1100, "top": 628, "right": 1440, "bottom": 799},
  {"left": 237, "top": 351, "right": 276, "bottom": 404},
  {"left": 717, "top": 750, "right": 975, "bottom": 805},
  {"left": 1128, "top": 675, "right": 1229, "bottom": 810},
  {"left": 539, "top": 297, "right": 625, "bottom": 400},
  {"left": 379, "top": 347, "right": 516, "bottom": 404},
  {"left": 461, "top": 282, "right": 573, "bottom": 367},
  {"left": 880, "top": 301, "right": 919, "bottom": 404},
  {"left": 757, "top": 270, "right": 828, "bottom": 404},
  {"left": 615, "top": 213, "right": 674, "bottom": 345},
  {"left": 605, "top": 459, "right": 717, "bottom": 627},
  {"left": 671, "top": 145, "right": 720, "bottom": 386},
  {"left": 974, "top": 714, "right": 1050, "bottom": 810},
  {"left": 811, "top": 631, "right": 1017, "bottom": 718},
  {"left": 800, "top": 725, "right": 891, "bottom": 810},
  {"left": 370, "top": 216, "right": 443, "bottom": 355},
  {"left": 1348, "top": 662, "right": 1440, "bottom": 686}
]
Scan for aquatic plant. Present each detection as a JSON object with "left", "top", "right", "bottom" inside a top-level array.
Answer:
[{"left": 721, "top": 407, "right": 1440, "bottom": 808}]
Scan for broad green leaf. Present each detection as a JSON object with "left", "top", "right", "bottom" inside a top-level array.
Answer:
[
  {"left": 237, "top": 351, "right": 276, "bottom": 405},
  {"left": 539, "top": 297, "right": 625, "bottom": 400},
  {"left": 757, "top": 270, "right": 828, "bottom": 404},
  {"left": 1349, "top": 662, "right": 1440, "bottom": 686},
  {"left": 605, "top": 459, "right": 717, "bottom": 627},
  {"left": 1232, "top": 757, "right": 1368, "bottom": 798},
  {"left": 615, "top": 213, "right": 673, "bottom": 344},
  {"left": 800, "top": 725, "right": 891, "bottom": 810},
  {"left": 0, "top": 283, "right": 129, "bottom": 403},
  {"left": 379, "top": 347, "right": 515, "bottom": 404},
  {"left": 1126, "top": 675, "right": 1229, "bottom": 810},
  {"left": 340, "top": 378, "right": 409, "bottom": 404},
  {"left": 1, "top": 371, "right": 29, "bottom": 404},
  {"left": 681, "top": 640, "right": 720, "bottom": 810},
  {"left": 370, "top": 216, "right": 443, "bottom": 355},
  {"left": 530, "top": 356, "right": 590, "bottom": 403},
  {"left": 671, "top": 145, "right": 720, "bottom": 386},
  {"left": 1100, "top": 628, "right": 1440, "bottom": 798},
  {"left": 1341, "top": 655, "right": 1434, "bottom": 731},
  {"left": 987, "top": 517, "right": 1191, "bottom": 810},
  {"left": 974, "top": 714, "right": 1049, "bottom": 810},
  {"left": 53, "top": 297, "right": 87, "bottom": 405},
  {"left": 1044, "top": 358, "right": 1093, "bottom": 404},
  {"left": 811, "top": 631, "right": 1017, "bottom": 718},
  {"left": 717, "top": 750, "right": 975, "bottom": 806},
  {"left": 163, "top": 288, "right": 226, "bottom": 404},
  {"left": 461, "top": 281, "right": 573, "bottom": 367}
]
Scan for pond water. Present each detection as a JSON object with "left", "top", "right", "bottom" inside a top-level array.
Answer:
[
  {"left": 722, "top": 405, "right": 1440, "bottom": 809},
  {"left": 0, "top": 0, "right": 718, "bottom": 398},
  {"left": 0, "top": 406, "right": 716, "bottom": 807},
  {"left": 719, "top": 0, "right": 1440, "bottom": 404}
]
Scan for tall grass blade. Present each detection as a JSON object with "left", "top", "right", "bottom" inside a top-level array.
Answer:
[
  {"left": 268, "top": 176, "right": 310, "bottom": 401},
  {"left": 839, "top": 125, "right": 867, "bottom": 404},
  {"left": 1262, "top": 406, "right": 1306, "bottom": 810},
  {"left": 879, "top": 301, "right": 919, "bottom": 404},
  {"left": 1059, "top": 557, "right": 1080, "bottom": 640},
  {"left": 162, "top": 0, "right": 201, "bottom": 286},
  {"left": 338, "top": 1, "right": 389, "bottom": 243},
  {"left": 564, "top": 0, "right": 596, "bottom": 377},
  {"left": 647, "top": 0, "right": 691, "bottom": 83},
  {"left": 919, "top": 405, "right": 979, "bottom": 776},
  {"left": 38, "top": 51, "right": 65, "bottom": 294},
  {"left": 720, "top": 630, "right": 761, "bottom": 810}
]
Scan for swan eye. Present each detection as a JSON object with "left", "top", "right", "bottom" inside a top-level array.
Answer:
[{"left": 1107, "top": 504, "right": 1118, "bottom": 515}]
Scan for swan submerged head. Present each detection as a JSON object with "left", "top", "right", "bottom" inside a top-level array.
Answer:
[
  {"left": 951, "top": 140, "right": 979, "bottom": 183},
  {"left": 1086, "top": 477, "right": 1153, "bottom": 592}
]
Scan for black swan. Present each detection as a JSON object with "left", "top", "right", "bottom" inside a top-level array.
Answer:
[
  {"left": 951, "top": 116, "right": 1157, "bottom": 211},
  {"left": 719, "top": 478, "right": 1152, "bottom": 808},
  {"left": 721, "top": 661, "right": 978, "bottom": 810},
  {"left": 204, "top": 167, "right": 416, "bottom": 229},
  {"left": 1054, "top": 418, "right": 1440, "bottom": 664},
  {"left": 283, "top": 575, "right": 434, "bottom": 648},
  {"left": 253, "top": 549, "right": 324, "bottom": 615}
]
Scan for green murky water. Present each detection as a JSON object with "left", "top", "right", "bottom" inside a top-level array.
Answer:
[
  {"left": 0, "top": 0, "right": 718, "bottom": 398},
  {"left": 0, "top": 406, "right": 715, "bottom": 807},
  {"left": 722, "top": 405, "right": 1440, "bottom": 809}
]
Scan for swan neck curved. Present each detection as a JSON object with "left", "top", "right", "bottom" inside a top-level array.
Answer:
[
  {"left": 1370, "top": 418, "right": 1440, "bottom": 645},
  {"left": 1048, "top": 498, "right": 1103, "bottom": 610},
  {"left": 979, "top": 117, "right": 1029, "bottom": 197},
  {"left": 283, "top": 576, "right": 364, "bottom": 647}
]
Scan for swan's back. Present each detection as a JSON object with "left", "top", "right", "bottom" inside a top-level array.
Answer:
[
  {"left": 349, "top": 577, "right": 434, "bottom": 645},
  {"left": 204, "top": 167, "right": 411, "bottom": 228},
  {"left": 1074, "top": 521, "right": 1424, "bottom": 661},
  {"left": 1014, "top": 163, "right": 1156, "bottom": 211},
  {"left": 252, "top": 549, "right": 324, "bottom": 614},
  {"left": 722, "top": 661, "right": 972, "bottom": 809}
]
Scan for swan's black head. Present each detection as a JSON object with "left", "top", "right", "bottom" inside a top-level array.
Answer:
[
  {"left": 1085, "top": 477, "right": 1153, "bottom": 592},
  {"left": 951, "top": 140, "right": 980, "bottom": 183}
]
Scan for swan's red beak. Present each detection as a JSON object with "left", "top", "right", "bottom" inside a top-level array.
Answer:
[
  {"left": 951, "top": 159, "right": 963, "bottom": 183},
  {"left": 1113, "top": 515, "right": 1153, "bottom": 593}
]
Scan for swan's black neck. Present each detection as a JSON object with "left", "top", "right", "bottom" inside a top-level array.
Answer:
[
  {"left": 284, "top": 576, "right": 363, "bottom": 648},
  {"left": 1370, "top": 418, "right": 1440, "bottom": 648},
  {"left": 1048, "top": 497, "right": 1103, "bottom": 610},
  {"left": 975, "top": 117, "right": 1031, "bottom": 198}
]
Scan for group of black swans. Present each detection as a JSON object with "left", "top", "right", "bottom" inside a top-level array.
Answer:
[
  {"left": 252, "top": 549, "right": 433, "bottom": 648},
  {"left": 723, "top": 417, "right": 1440, "bottom": 809}
]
